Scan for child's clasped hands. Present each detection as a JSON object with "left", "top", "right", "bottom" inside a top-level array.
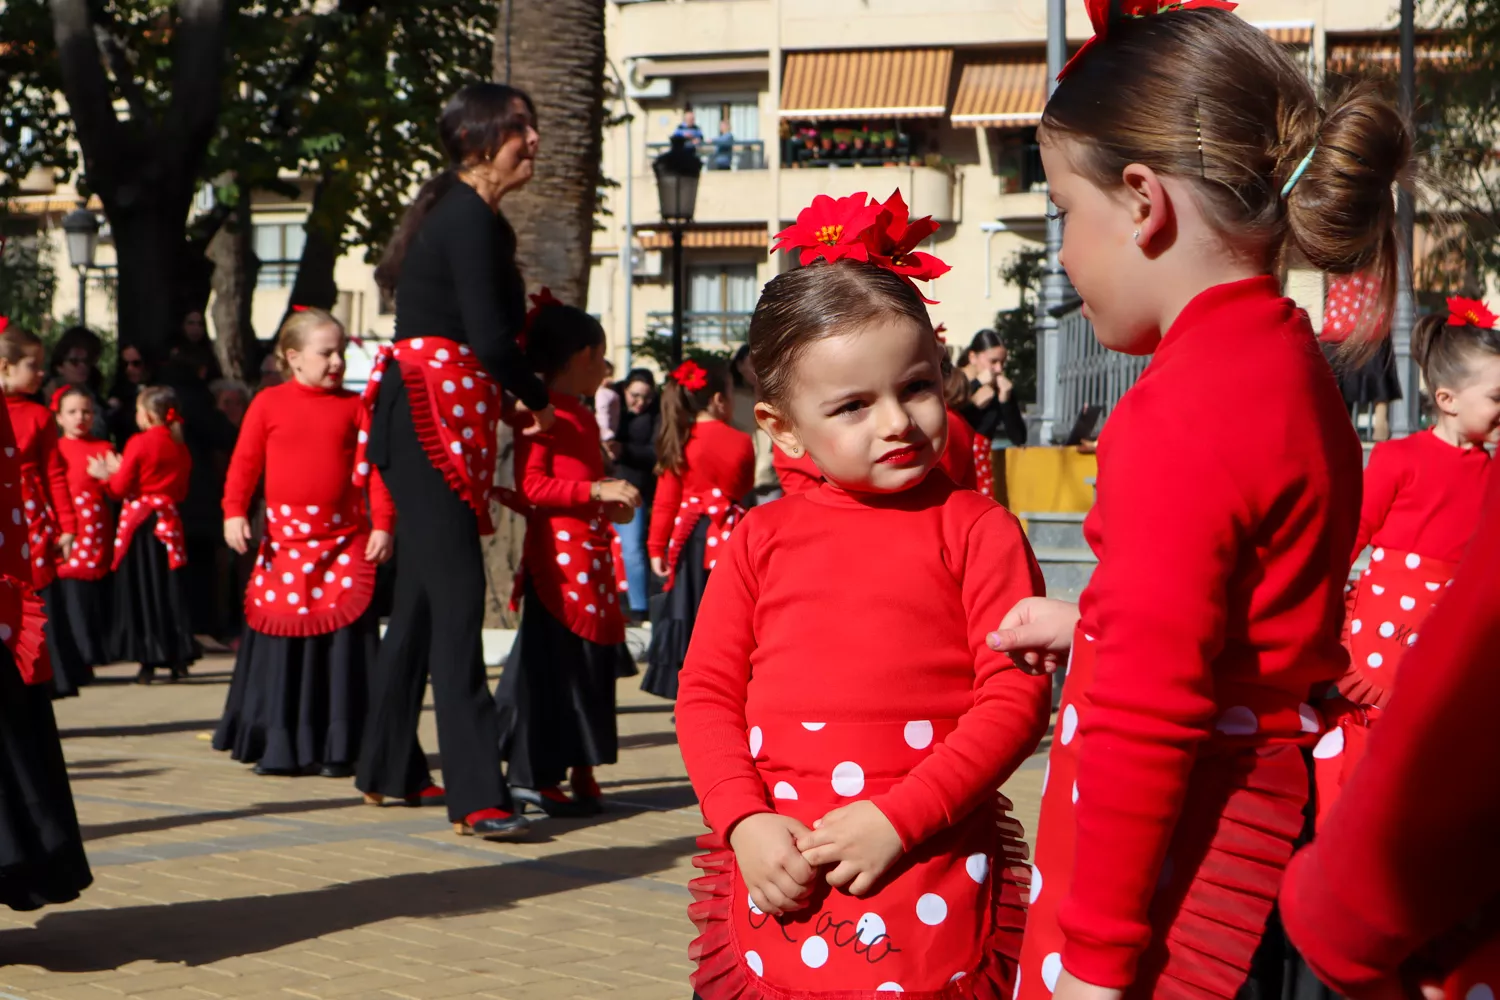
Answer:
[{"left": 729, "top": 801, "right": 905, "bottom": 916}]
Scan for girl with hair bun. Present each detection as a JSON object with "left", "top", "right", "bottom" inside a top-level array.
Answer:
[
  {"left": 985, "top": 4, "right": 1411, "bottom": 1000},
  {"left": 493, "top": 296, "right": 641, "bottom": 817},
  {"left": 90, "top": 385, "right": 195, "bottom": 683},
  {"left": 677, "top": 190, "right": 1048, "bottom": 998},
  {"left": 214, "top": 307, "right": 395, "bottom": 779},
  {"left": 640, "top": 355, "right": 753, "bottom": 701},
  {"left": 51, "top": 385, "right": 115, "bottom": 692}
]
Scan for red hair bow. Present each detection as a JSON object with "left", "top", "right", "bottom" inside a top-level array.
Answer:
[
  {"left": 771, "top": 189, "right": 951, "bottom": 304},
  {"left": 1446, "top": 296, "right": 1497, "bottom": 329},
  {"left": 1061, "top": 0, "right": 1238, "bottom": 80},
  {"left": 49, "top": 385, "right": 71, "bottom": 413},
  {"left": 164, "top": 406, "right": 183, "bottom": 426},
  {"left": 290, "top": 304, "right": 309, "bottom": 313},
  {"left": 933, "top": 323, "right": 948, "bottom": 344},
  {"left": 672, "top": 360, "right": 710, "bottom": 392},
  {"left": 519, "top": 287, "right": 564, "bottom": 353},
  {"left": 0, "top": 316, "right": 8, "bottom": 335}
]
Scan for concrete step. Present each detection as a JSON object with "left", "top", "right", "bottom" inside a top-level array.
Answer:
[
  {"left": 1023, "top": 511, "right": 1087, "bottom": 550},
  {"left": 1031, "top": 545, "right": 1097, "bottom": 602}
]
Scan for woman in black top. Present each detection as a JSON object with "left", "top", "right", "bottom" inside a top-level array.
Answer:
[
  {"left": 612, "top": 371, "right": 659, "bottom": 622},
  {"left": 959, "top": 328, "right": 1028, "bottom": 445},
  {"left": 355, "top": 83, "right": 550, "bottom": 841}
]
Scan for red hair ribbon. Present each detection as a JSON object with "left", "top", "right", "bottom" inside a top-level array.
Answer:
[
  {"left": 771, "top": 189, "right": 951, "bottom": 304},
  {"left": 1061, "top": 0, "right": 1238, "bottom": 81},
  {"left": 519, "top": 287, "right": 564, "bottom": 353},
  {"left": 671, "top": 360, "right": 710, "bottom": 392},
  {"left": 164, "top": 406, "right": 183, "bottom": 426},
  {"left": 1446, "top": 296, "right": 1498, "bottom": 329},
  {"left": 0, "top": 316, "right": 8, "bottom": 335},
  {"left": 49, "top": 385, "right": 71, "bottom": 413},
  {"left": 290, "top": 304, "right": 309, "bottom": 313}
]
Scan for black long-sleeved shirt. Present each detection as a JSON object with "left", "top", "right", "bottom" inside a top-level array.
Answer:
[
  {"left": 615, "top": 403, "right": 659, "bottom": 504},
  {"left": 393, "top": 181, "right": 548, "bottom": 411},
  {"left": 961, "top": 379, "right": 1028, "bottom": 446}
]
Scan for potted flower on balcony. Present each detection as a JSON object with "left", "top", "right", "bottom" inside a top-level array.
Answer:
[{"left": 997, "top": 163, "right": 1021, "bottom": 194}]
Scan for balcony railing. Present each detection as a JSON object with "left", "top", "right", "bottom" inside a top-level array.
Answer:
[
  {"left": 645, "top": 310, "right": 753, "bottom": 348},
  {"left": 997, "top": 142, "right": 1046, "bottom": 195},
  {"left": 645, "top": 139, "right": 766, "bottom": 171}
]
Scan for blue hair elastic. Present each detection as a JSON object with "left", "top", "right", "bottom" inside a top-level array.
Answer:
[{"left": 1281, "top": 146, "right": 1317, "bottom": 198}]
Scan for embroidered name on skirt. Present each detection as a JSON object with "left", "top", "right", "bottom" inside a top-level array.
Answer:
[
  {"left": 246, "top": 502, "right": 375, "bottom": 637},
  {"left": 19, "top": 467, "right": 60, "bottom": 589},
  {"left": 663, "top": 490, "right": 742, "bottom": 591},
  {"left": 0, "top": 449, "right": 51, "bottom": 684},
  {"left": 113, "top": 494, "right": 186, "bottom": 571},
  {"left": 355, "top": 337, "right": 507, "bottom": 535},
  {"left": 59, "top": 490, "right": 112, "bottom": 581}
]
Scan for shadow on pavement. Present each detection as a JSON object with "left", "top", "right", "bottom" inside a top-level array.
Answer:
[
  {"left": 81, "top": 795, "right": 363, "bottom": 842},
  {"left": 0, "top": 837, "right": 700, "bottom": 971},
  {"left": 59, "top": 719, "right": 221, "bottom": 740},
  {"left": 618, "top": 730, "right": 678, "bottom": 751},
  {"left": 68, "top": 768, "right": 171, "bottom": 783},
  {"left": 617, "top": 702, "right": 674, "bottom": 715}
]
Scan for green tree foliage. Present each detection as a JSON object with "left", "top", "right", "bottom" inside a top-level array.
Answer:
[
  {"left": 992, "top": 247, "right": 1044, "bottom": 404},
  {"left": 0, "top": 234, "right": 59, "bottom": 337}
]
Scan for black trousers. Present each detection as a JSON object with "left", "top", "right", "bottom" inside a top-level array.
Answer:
[{"left": 355, "top": 376, "right": 512, "bottom": 822}]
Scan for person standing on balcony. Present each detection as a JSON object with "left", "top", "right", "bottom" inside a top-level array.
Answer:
[
  {"left": 673, "top": 108, "right": 704, "bottom": 150},
  {"left": 959, "top": 329, "right": 1028, "bottom": 446},
  {"left": 355, "top": 82, "right": 553, "bottom": 842},
  {"left": 711, "top": 119, "right": 735, "bottom": 170}
]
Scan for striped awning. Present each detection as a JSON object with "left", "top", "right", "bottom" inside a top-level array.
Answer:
[
  {"left": 1327, "top": 33, "right": 1463, "bottom": 75},
  {"left": 950, "top": 54, "right": 1047, "bottom": 129},
  {"left": 636, "top": 227, "right": 768, "bottom": 251},
  {"left": 1253, "top": 21, "right": 1314, "bottom": 45},
  {"left": 780, "top": 48, "right": 954, "bottom": 120}
]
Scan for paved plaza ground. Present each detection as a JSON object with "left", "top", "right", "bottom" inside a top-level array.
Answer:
[{"left": 0, "top": 652, "right": 1046, "bottom": 1000}]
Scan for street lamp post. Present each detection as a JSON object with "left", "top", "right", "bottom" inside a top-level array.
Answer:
[
  {"left": 653, "top": 135, "right": 702, "bottom": 366},
  {"left": 61, "top": 207, "right": 100, "bottom": 329}
]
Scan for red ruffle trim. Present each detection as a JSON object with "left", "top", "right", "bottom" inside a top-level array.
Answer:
[
  {"left": 687, "top": 798, "right": 1030, "bottom": 1000},
  {"left": 7, "top": 573, "right": 50, "bottom": 686},
  {"left": 243, "top": 554, "right": 375, "bottom": 638},
  {"left": 1138, "top": 744, "right": 1310, "bottom": 1000},
  {"left": 1334, "top": 668, "right": 1390, "bottom": 711},
  {"left": 397, "top": 360, "right": 494, "bottom": 536}
]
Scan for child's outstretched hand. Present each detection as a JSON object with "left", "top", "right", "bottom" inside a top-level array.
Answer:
[
  {"left": 86, "top": 452, "right": 119, "bottom": 481},
  {"left": 797, "top": 800, "right": 904, "bottom": 897},
  {"left": 365, "top": 529, "right": 394, "bottom": 564},
  {"left": 729, "top": 812, "right": 817, "bottom": 916},
  {"left": 987, "top": 596, "right": 1080, "bottom": 675}
]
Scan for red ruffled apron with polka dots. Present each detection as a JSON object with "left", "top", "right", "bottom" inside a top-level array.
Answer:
[
  {"left": 515, "top": 511, "right": 626, "bottom": 646},
  {"left": 355, "top": 337, "right": 507, "bottom": 535},
  {"left": 19, "top": 468, "right": 61, "bottom": 590},
  {"left": 245, "top": 502, "right": 374, "bottom": 638},
  {"left": 1018, "top": 629, "right": 1316, "bottom": 1000},
  {"left": 112, "top": 495, "right": 186, "bottom": 572},
  {"left": 0, "top": 426, "right": 51, "bottom": 684},
  {"left": 663, "top": 491, "right": 743, "bottom": 592},
  {"left": 972, "top": 438, "right": 994, "bottom": 499},
  {"left": 58, "top": 486, "right": 112, "bottom": 582},
  {"left": 688, "top": 718, "right": 1030, "bottom": 998}
]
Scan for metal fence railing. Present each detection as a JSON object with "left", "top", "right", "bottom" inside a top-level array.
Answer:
[
  {"left": 1055, "top": 307, "right": 1151, "bottom": 428},
  {"left": 644, "top": 311, "right": 753, "bottom": 350},
  {"left": 645, "top": 139, "right": 766, "bottom": 171}
]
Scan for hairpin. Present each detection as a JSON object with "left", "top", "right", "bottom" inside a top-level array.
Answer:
[
  {"left": 671, "top": 360, "right": 710, "bottom": 392},
  {"left": 1446, "top": 296, "right": 1498, "bottom": 329},
  {"left": 1060, "top": 0, "right": 1238, "bottom": 81}
]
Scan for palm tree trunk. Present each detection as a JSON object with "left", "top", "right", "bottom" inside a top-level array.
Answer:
[{"left": 483, "top": 0, "right": 608, "bottom": 628}]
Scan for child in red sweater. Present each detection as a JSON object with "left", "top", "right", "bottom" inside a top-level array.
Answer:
[
  {"left": 641, "top": 357, "right": 754, "bottom": 701},
  {"left": 89, "top": 385, "right": 196, "bottom": 683},
  {"left": 51, "top": 386, "right": 115, "bottom": 690},
  {"left": 493, "top": 301, "right": 641, "bottom": 818},
  {"left": 1313, "top": 298, "right": 1498, "bottom": 825},
  {"left": 987, "top": 8, "right": 1408, "bottom": 1000},
  {"left": 214, "top": 308, "right": 395, "bottom": 778},
  {"left": 0, "top": 329, "right": 82, "bottom": 697},
  {"left": 677, "top": 190, "right": 1049, "bottom": 998}
]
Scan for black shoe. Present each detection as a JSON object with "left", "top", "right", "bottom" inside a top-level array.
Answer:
[
  {"left": 135, "top": 666, "right": 155, "bottom": 684},
  {"left": 318, "top": 763, "right": 354, "bottom": 779},
  {"left": 511, "top": 785, "right": 595, "bottom": 818},
  {"left": 457, "top": 809, "right": 531, "bottom": 841},
  {"left": 253, "top": 762, "right": 298, "bottom": 777}
]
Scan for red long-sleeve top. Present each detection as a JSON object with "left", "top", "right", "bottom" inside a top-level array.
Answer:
[
  {"left": 1281, "top": 468, "right": 1500, "bottom": 996},
  {"left": 937, "top": 408, "right": 979, "bottom": 492},
  {"left": 1063, "top": 276, "right": 1362, "bottom": 987},
  {"left": 222, "top": 381, "right": 394, "bottom": 531},
  {"left": 1353, "top": 428, "right": 1489, "bottom": 564},
  {"left": 58, "top": 435, "right": 113, "bottom": 505},
  {"left": 104, "top": 424, "right": 191, "bottom": 503},
  {"left": 676, "top": 472, "right": 1051, "bottom": 848},
  {"left": 6, "top": 395, "right": 77, "bottom": 536},
  {"left": 771, "top": 443, "right": 823, "bottom": 495},
  {"left": 648, "top": 418, "right": 755, "bottom": 558}
]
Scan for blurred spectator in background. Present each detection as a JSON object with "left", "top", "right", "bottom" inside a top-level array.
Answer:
[
  {"left": 614, "top": 369, "right": 659, "bottom": 623},
  {"left": 45, "top": 326, "right": 110, "bottom": 439},
  {"left": 958, "top": 328, "right": 1028, "bottom": 447},
  {"left": 672, "top": 108, "right": 704, "bottom": 149},
  {"left": 107, "top": 344, "right": 151, "bottom": 448},
  {"left": 212, "top": 379, "right": 252, "bottom": 429},
  {"left": 595, "top": 359, "right": 620, "bottom": 459},
  {"left": 711, "top": 119, "right": 735, "bottom": 170}
]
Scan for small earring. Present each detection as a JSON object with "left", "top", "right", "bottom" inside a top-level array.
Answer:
[{"left": 1132, "top": 228, "right": 1141, "bottom": 243}]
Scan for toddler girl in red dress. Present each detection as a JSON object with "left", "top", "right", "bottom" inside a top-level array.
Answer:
[
  {"left": 51, "top": 386, "right": 115, "bottom": 689},
  {"left": 987, "top": 5, "right": 1410, "bottom": 1000},
  {"left": 677, "top": 190, "right": 1050, "bottom": 998}
]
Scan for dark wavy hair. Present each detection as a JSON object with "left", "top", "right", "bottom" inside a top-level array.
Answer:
[
  {"left": 522, "top": 304, "right": 605, "bottom": 380},
  {"left": 374, "top": 83, "right": 538, "bottom": 294}
]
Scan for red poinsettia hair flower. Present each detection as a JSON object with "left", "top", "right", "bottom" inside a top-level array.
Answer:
[
  {"left": 519, "top": 287, "right": 565, "bottom": 353},
  {"left": 1060, "top": 0, "right": 1238, "bottom": 80},
  {"left": 771, "top": 192, "right": 882, "bottom": 266},
  {"left": 1446, "top": 296, "right": 1498, "bottom": 329},
  {"left": 671, "top": 360, "right": 710, "bottom": 392},
  {"left": 861, "top": 189, "right": 952, "bottom": 304}
]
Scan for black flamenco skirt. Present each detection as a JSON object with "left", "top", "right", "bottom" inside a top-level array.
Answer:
[
  {"left": 0, "top": 653, "right": 93, "bottom": 911},
  {"left": 1325, "top": 337, "right": 1404, "bottom": 408},
  {"left": 45, "top": 581, "right": 105, "bottom": 698},
  {"left": 495, "top": 583, "right": 626, "bottom": 790},
  {"left": 213, "top": 614, "right": 374, "bottom": 772},
  {"left": 641, "top": 519, "right": 710, "bottom": 701},
  {"left": 108, "top": 516, "right": 199, "bottom": 669}
]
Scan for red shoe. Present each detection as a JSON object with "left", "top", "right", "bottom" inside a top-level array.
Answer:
[
  {"left": 455, "top": 807, "right": 529, "bottom": 840},
  {"left": 512, "top": 785, "right": 593, "bottom": 818},
  {"left": 362, "top": 784, "right": 445, "bottom": 808},
  {"left": 569, "top": 768, "right": 604, "bottom": 815}
]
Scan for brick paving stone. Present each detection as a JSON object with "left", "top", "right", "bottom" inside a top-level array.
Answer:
[{"left": 0, "top": 656, "right": 1046, "bottom": 998}]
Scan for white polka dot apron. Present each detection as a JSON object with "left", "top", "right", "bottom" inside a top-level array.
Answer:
[
  {"left": 689, "top": 718, "right": 1030, "bottom": 998},
  {"left": 663, "top": 491, "right": 743, "bottom": 591},
  {"left": 112, "top": 495, "right": 186, "bottom": 572},
  {"left": 1312, "top": 547, "right": 1457, "bottom": 831},
  {"left": 515, "top": 514, "right": 626, "bottom": 646},
  {"left": 355, "top": 337, "right": 506, "bottom": 535},
  {"left": 972, "top": 437, "right": 994, "bottom": 500},
  {"left": 1441, "top": 930, "right": 1500, "bottom": 1000},
  {"left": 1017, "top": 629, "right": 1315, "bottom": 1000},
  {"left": 18, "top": 467, "right": 60, "bottom": 590},
  {"left": 57, "top": 488, "right": 112, "bottom": 582},
  {"left": 0, "top": 423, "right": 52, "bottom": 684},
  {"left": 245, "top": 502, "right": 374, "bottom": 638}
]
